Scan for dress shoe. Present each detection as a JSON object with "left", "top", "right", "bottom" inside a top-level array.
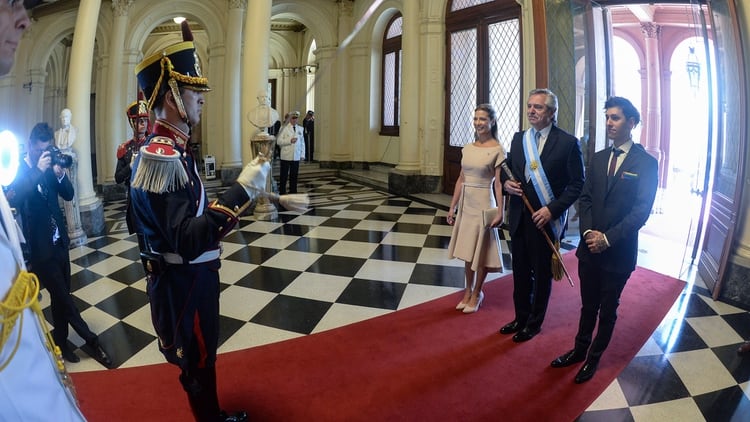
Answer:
[
  {"left": 574, "top": 359, "right": 599, "bottom": 384},
  {"left": 499, "top": 320, "right": 522, "bottom": 335},
  {"left": 220, "top": 410, "right": 248, "bottom": 422},
  {"left": 455, "top": 293, "right": 471, "bottom": 310},
  {"left": 462, "top": 292, "right": 484, "bottom": 314},
  {"left": 512, "top": 327, "right": 540, "bottom": 343},
  {"left": 738, "top": 341, "right": 750, "bottom": 356},
  {"left": 60, "top": 345, "right": 80, "bottom": 363},
  {"left": 551, "top": 349, "right": 587, "bottom": 368},
  {"left": 86, "top": 340, "right": 113, "bottom": 368}
]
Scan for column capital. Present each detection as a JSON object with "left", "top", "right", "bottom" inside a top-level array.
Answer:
[
  {"left": 338, "top": 0, "right": 354, "bottom": 17},
  {"left": 641, "top": 22, "right": 661, "bottom": 39},
  {"left": 229, "top": 0, "right": 247, "bottom": 10},
  {"left": 111, "top": 0, "right": 134, "bottom": 17}
]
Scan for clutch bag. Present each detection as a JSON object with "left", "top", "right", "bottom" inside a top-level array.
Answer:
[{"left": 482, "top": 207, "right": 499, "bottom": 228}]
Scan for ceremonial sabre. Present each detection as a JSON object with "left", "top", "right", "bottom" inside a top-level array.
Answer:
[{"left": 501, "top": 161, "right": 574, "bottom": 287}]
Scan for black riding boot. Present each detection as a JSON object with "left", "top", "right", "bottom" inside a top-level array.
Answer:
[{"left": 181, "top": 367, "right": 221, "bottom": 422}]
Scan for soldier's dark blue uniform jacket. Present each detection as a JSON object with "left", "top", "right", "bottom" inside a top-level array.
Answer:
[{"left": 130, "top": 119, "right": 251, "bottom": 369}]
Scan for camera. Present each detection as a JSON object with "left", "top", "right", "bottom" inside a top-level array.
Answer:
[{"left": 45, "top": 145, "right": 73, "bottom": 169}]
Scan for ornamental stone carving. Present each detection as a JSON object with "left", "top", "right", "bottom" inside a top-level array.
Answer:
[
  {"left": 641, "top": 22, "right": 661, "bottom": 39},
  {"left": 229, "top": 0, "right": 247, "bottom": 9},
  {"left": 111, "top": 0, "right": 133, "bottom": 17}
]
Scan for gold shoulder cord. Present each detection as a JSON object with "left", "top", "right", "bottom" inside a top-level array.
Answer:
[{"left": 0, "top": 270, "right": 78, "bottom": 402}]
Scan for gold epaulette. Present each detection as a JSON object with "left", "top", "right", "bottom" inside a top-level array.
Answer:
[
  {"left": 131, "top": 137, "right": 188, "bottom": 194},
  {"left": 116, "top": 141, "right": 130, "bottom": 159}
]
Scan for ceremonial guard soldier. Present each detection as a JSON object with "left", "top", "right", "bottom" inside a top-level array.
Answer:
[
  {"left": 114, "top": 97, "right": 149, "bottom": 234},
  {"left": 130, "top": 21, "right": 268, "bottom": 422}
]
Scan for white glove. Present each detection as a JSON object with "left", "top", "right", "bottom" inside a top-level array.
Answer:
[{"left": 236, "top": 157, "right": 271, "bottom": 198}]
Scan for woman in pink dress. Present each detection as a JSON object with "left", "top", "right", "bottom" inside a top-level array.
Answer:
[{"left": 447, "top": 103, "right": 505, "bottom": 313}]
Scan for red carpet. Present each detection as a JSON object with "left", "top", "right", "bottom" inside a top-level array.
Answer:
[{"left": 72, "top": 253, "right": 685, "bottom": 421}]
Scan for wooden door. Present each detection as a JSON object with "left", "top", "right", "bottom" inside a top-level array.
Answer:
[
  {"left": 444, "top": 1, "right": 522, "bottom": 195},
  {"left": 698, "top": 0, "right": 746, "bottom": 297}
]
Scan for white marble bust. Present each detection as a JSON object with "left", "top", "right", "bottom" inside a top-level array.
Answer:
[
  {"left": 248, "top": 94, "right": 279, "bottom": 130},
  {"left": 55, "top": 108, "right": 77, "bottom": 151}
]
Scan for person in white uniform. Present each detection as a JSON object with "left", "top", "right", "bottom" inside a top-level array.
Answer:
[
  {"left": 0, "top": 1, "right": 85, "bottom": 420},
  {"left": 276, "top": 111, "right": 306, "bottom": 195}
]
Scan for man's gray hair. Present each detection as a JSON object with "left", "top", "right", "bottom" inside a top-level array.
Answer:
[{"left": 529, "top": 88, "right": 558, "bottom": 123}]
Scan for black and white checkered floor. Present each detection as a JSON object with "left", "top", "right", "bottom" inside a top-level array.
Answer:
[{"left": 47, "top": 173, "right": 750, "bottom": 421}]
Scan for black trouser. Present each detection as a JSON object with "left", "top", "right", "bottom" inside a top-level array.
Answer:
[
  {"left": 510, "top": 209, "right": 553, "bottom": 331},
  {"left": 33, "top": 242, "right": 96, "bottom": 347},
  {"left": 181, "top": 366, "right": 221, "bottom": 422},
  {"left": 575, "top": 260, "right": 630, "bottom": 360},
  {"left": 279, "top": 159, "right": 300, "bottom": 194}
]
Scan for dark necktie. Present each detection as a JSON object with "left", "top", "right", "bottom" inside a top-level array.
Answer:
[
  {"left": 608, "top": 148, "right": 624, "bottom": 177},
  {"left": 40, "top": 182, "right": 60, "bottom": 244}
]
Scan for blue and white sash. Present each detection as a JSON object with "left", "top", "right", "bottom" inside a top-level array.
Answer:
[{"left": 522, "top": 129, "right": 566, "bottom": 240}]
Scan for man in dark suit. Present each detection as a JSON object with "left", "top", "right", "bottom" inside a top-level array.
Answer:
[
  {"left": 9, "top": 122, "right": 111, "bottom": 367},
  {"left": 303, "top": 110, "right": 315, "bottom": 163},
  {"left": 550, "top": 96, "right": 658, "bottom": 383},
  {"left": 499, "top": 88, "right": 584, "bottom": 342}
]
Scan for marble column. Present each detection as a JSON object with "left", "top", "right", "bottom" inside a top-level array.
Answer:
[
  {"left": 222, "top": 0, "right": 246, "bottom": 180},
  {"left": 312, "top": 46, "right": 335, "bottom": 165},
  {"left": 66, "top": 0, "right": 105, "bottom": 236},
  {"left": 102, "top": 0, "right": 133, "bottom": 187},
  {"left": 332, "top": 1, "right": 353, "bottom": 164},
  {"left": 396, "top": 0, "right": 420, "bottom": 172},
  {"left": 421, "top": 16, "right": 445, "bottom": 177},
  {"left": 640, "top": 23, "right": 664, "bottom": 167},
  {"left": 241, "top": 0, "right": 272, "bottom": 165},
  {"left": 348, "top": 42, "right": 369, "bottom": 163},
  {"left": 282, "top": 68, "right": 293, "bottom": 116}
]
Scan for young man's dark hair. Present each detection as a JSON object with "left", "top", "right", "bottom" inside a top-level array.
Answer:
[
  {"left": 29, "top": 122, "right": 54, "bottom": 143},
  {"left": 604, "top": 96, "right": 641, "bottom": 126}
]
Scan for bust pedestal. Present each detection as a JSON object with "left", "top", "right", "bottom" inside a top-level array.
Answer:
[
  {"left": 60, "top": 151, "right": 87, "bottom": 247},
  {"left": 251, "top": 132, "right": 277, "bottom": 221}
]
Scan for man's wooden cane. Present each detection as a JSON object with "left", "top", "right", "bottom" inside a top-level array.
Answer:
[{"left": 501, "top": 161, "right": 574, "bottom": 287}]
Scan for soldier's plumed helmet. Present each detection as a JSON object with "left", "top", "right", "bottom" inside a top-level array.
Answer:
[
  {"left": 125, "top": 99, "right": 149, "bottom": 131},
  {"left": 126, "top": 99, "right": 149, "bottom": 120},
  {"left": 134, "top": 20, "right": 210, "bottom": 110}
]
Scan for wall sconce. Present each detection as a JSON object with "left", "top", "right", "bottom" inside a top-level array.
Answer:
[
  {"left": 685, "top": 46, "right": 701, "bottom": 91},
  {"left": 22, "top": 70, "right": 33, "bottom": 92}
]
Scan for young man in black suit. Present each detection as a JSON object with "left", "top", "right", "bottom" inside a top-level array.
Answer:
[
  {"left": 550, "top": 96, "right": 658, "bottom": 383},
  {"left": 9, "top": 122, "right": 112, "bottom": 368},
  {"left": 500, "top": 88, "right": 585, "bottom": 342}
]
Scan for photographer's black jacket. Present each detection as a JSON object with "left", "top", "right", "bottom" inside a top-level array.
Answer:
[{"left": 8, "top": 158, "right": 74, "bottom": 260}]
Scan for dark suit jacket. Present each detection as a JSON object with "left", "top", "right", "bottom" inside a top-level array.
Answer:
[
  {"left": 8, "top": 160, "right": 74, "bottom": 262},
  {"left": 575, "top": 143, "right": 658, "bottom": 273},
  {"left": 502, "top": 125, "right": 585, "bottom": 238}
]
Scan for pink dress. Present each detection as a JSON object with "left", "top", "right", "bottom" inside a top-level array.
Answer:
[{"left": 447, "top": 142, "right": 505, "bottom": 272}]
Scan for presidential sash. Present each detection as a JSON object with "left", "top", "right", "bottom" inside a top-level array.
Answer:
[{"left": 522, "top": 129, "right": 566, "bottom": 240}]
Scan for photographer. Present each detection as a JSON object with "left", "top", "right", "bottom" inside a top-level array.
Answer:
[{"left": 8, "top": 122, "right": 112, "bottom": 368}]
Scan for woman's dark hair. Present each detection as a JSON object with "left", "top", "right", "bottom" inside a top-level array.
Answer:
[{"left": 475, "top": 103, "right": 498, "bottom": 140}]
